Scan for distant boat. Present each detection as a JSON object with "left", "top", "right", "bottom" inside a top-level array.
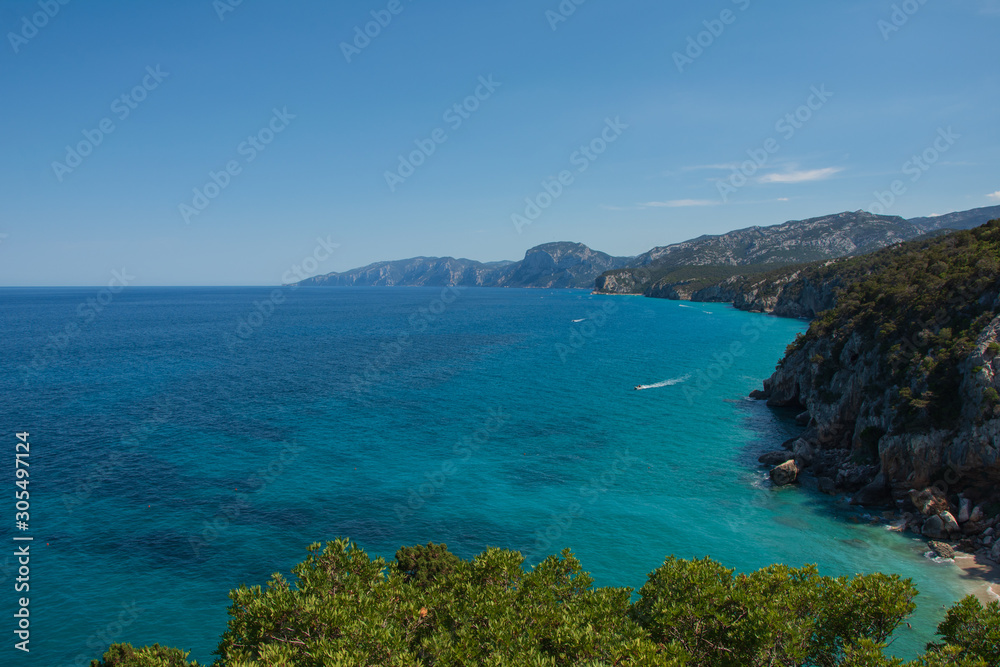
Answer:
[{"left": 634, "top": 385, "right": 643, "bottom": 391}]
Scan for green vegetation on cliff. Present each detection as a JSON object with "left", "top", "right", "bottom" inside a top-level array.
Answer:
[
  {"left": 788, "top": 220, "right": 1000, "bottom": 429},
  {"left": 92, "top": 540, "right": 999, "bottom": 666}
]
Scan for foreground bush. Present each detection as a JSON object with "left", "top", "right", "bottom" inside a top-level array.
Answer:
[{"left": 92, "top": 539, "right": 1000, "bottom": 666}]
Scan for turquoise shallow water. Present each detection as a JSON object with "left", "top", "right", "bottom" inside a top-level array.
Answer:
[{"left": 0, "top": 286, "right": 986, "bottom": 664}]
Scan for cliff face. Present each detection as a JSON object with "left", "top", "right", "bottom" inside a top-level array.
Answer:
[
  {"left": 299, "top": 243, "right": 633, "bottom": 289},
  {"left": 594, "top": 211, "right": 920, "bottom": 296},
  {"left": 297, "top": 257, "right": 513, "bottom": 287},
  {"left": 499, "top": 243, "right": 633, "bottom": 288},
  {"left": 752, "top": 222, "right": 1000, "bottom": 557}
]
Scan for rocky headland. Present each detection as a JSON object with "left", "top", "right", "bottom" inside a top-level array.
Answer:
[{"left": 750, "top": 221, "right": 1000, "bottom": 572}]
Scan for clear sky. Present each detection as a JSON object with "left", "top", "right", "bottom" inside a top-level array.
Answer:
[{"left": 1, "top": 0, "right": 998, "bottom": 285}]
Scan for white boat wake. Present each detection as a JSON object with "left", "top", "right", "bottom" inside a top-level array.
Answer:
[
  {"left": 635, "top": 374, "right": 691, "bottom": 391},
  {"left": 572, "top": 318, "right": 586, "bottom": 323}
]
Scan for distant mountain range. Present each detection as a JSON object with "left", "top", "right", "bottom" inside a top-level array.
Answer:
[
  {"left": 295, "top": 205, "right": 1000, "bottom": 291},
  {"left": 296, "top": 242, "right": 633, "bottom": 289}
]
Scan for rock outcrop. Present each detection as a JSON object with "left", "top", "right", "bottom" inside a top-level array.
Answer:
[
  {"left": 770, "top": 460, "right": 800, "bottom": 486},
  {"left": 752, "top": 221, "right": 1000, "bottom": 563}
]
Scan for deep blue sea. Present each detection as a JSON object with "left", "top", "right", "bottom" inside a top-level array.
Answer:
[{"left": 0, "top": 286, "right": 987, "bottom": 664}]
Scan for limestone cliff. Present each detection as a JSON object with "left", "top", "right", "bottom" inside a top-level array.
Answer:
[{"left": 751, "top": 222, "right": 1000, "bottom": 559}]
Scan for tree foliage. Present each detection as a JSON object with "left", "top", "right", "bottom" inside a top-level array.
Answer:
[{"left": 92, "top": 540, "right": 1000, "bottom": 666}]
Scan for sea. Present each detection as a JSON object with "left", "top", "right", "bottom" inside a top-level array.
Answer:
[{"left": 0, "top": 286, "right": 987, "bottom": 665}]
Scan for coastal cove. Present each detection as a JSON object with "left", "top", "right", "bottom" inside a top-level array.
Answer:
[{"left": 0, "top": 286, "right": 990, "bottom": 664}]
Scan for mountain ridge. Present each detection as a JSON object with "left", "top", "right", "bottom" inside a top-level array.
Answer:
[{"left": 295, "top": 205, "right": 1000, "bottom": 291}]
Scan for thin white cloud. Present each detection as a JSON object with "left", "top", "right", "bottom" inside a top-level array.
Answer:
[
  {"left": 987, "top": 191, "right": 1000, "bottom": 201},
  {"left": 640, "top": 199, "right": 718, "bottom": 208},
  {"left": 758, "top": 167, "right": 843, "bottom": 184}
]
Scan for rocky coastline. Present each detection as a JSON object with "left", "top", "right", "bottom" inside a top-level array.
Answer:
[
  {"left": 749, "top": 311, "right": 1000, "bottom": 584},
  {"left": 739, "top": 222, "right": 1000, "bottom": 603}
]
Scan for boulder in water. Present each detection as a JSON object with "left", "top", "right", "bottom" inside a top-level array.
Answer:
[
  {"left": 928, "top": 541, "right": 956, "bottom": 559},
  {"left": 770, "top": 460, "right": 799, "bottom": 486},
  {"left": 759, "top": 450, "right": 794, "bottom": 466}
]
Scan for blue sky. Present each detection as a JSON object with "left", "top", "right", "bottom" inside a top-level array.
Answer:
[{"left": 1, "top": 0, "right": 998, "bottom": 285}]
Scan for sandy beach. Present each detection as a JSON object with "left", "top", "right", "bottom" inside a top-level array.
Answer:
[{"left": 954, "top": 552, "right": 1000, "bottom": 605}]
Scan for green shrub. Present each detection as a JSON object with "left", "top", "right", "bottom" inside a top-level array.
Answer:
[
  {"left": 90, "top": 643, "right": 198, "bottom": 667},
  {"left": 984, "top": 388, "right": 999, "bottom": 406},
  {"left": 90, "top": 540, "right": 1000, "bottom": 667}
]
